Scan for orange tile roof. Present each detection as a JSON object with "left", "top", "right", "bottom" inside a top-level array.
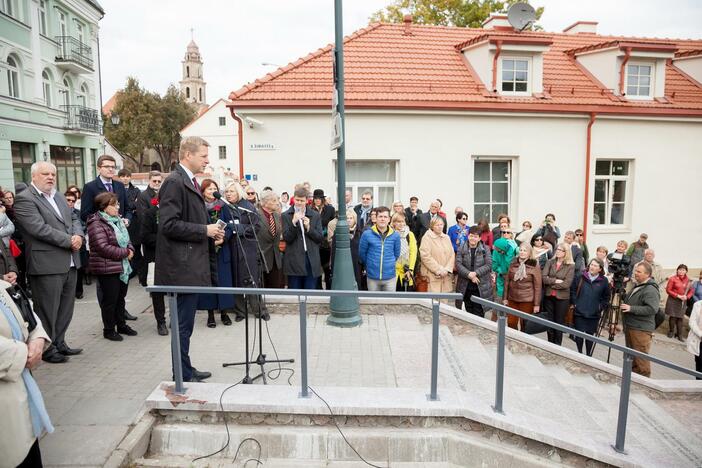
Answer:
[
  {"left": 102, "top": 93, "right": 117, "bottom": 115},
  {"left": 228, "top": 22, "right": 702, "bottom": 116}
]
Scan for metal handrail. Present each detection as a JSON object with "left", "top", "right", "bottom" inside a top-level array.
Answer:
[
  {"left": 146, "top": 285, "right": 460, "bottom": 402},
  {"left": 470, "top": 295, "right": 702, "bottom": 455},
  {"left": 54, "top": 35, "right": 93, "bottom": 69},
  {"left": 61, "top": 104, "right": 99, "bottom": 133}
]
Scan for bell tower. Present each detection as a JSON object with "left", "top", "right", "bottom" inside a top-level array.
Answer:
[{"left": 179, "top": 30, "right": 207, "bottom": 111}]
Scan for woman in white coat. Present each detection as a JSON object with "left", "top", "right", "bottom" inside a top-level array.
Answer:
[
  {"left": 686, "top": 301, "right": 702, "bottom": 380},
  {"left": 0, "top": 280, "right": 53, "bottom": 467}
]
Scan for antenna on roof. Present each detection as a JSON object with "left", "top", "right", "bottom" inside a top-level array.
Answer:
[{"left": 507, "top": 2, "right": 536, "bottom": 32}]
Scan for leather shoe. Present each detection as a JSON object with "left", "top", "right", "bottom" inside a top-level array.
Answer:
[
  {"left": 57, "top": 343, "right": 83, "bottom": 355},
  {"left": 221, "top": 312, "right": 232, "bottom": 326},
  {"left": 43, "top": 351, "right": 69, "bottom": 363},
  {"left": 157, "top": 322, "right": 168, "bottom": 336},
  {"left": 192, "top": 368, "right": 212, "bottom": 380},
  {"left": 124, "top": 310, "right": 138, "bottom": 321},
  {"left": 234, "top": 313, "right": 246, "bottom": 322},
  {"left": 104, "top": 330, "right": 123, "bottom": 341},
  {"left": 185, "top": 375, "right": 205, "bottom": 382},
  {"left": 117, "top": 325, "right": 138, "bottom": 336},
  {"left": 75, "top": 293, "right": 84, "bottom": 299}
]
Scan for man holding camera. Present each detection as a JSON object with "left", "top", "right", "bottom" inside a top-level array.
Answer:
[{"left": 621, "top": 261, "right": 661, "bottom": 377}]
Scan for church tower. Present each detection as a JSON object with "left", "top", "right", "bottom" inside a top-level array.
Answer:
[{"left": 179, "top": 35, "right": 207, "bottom": 112}]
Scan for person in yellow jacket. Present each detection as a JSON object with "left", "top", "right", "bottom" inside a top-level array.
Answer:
[{"left": 391, "top": 212, "right": 417, "bottom": 291}]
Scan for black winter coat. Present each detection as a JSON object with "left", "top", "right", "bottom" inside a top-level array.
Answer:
[
  {"left": 227, "top": 199, "right": 261, "bottom": 286},
  {"left": 571, "top": 272, "right": 610, "bottom": 320},
  {"left": 124, "top": 183, "right": 142, "bottom": 243},
  {"left": 282, "top": 206, "right": 323, "bottom": 277},
  {"left": 455, "top": 242, "right": 493, "bottom": 301},
  {"left": 154, "top": 165, "right": 216, "bottom": 286}
]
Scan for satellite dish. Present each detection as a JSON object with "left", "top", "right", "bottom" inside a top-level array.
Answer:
[{"left": 507, "top": 2, "right": 536, "bottom": 31}]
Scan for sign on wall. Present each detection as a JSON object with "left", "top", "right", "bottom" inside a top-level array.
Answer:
[{"left": 248, "top": 143, "right": 276, "bottom": 151}]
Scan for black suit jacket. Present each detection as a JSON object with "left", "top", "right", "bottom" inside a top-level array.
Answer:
[
  {"left": 154, "top": 166, "right": 216, "bottom": 286},
  {"left": 257, "top": 208, "right": 283, "bottom": 271},
  {"left": 353, "top": 203, "right": 372, "bottom": 233},
  {"left": 282, "top": 205, "right": 323, "bottom": 277},
  {"left": 80, "top": 177, "right": 129, "bottom": 222},
  {"left": 418, "top": 212, "right": 447, "bottom": 243}
]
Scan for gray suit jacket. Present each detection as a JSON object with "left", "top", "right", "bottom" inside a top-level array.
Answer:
[
  {"left": 257, "top": 208, "right": 283, "bottom": 271},
  {"left": 14, "top": 185, "right": 84, "bottom": 275}
]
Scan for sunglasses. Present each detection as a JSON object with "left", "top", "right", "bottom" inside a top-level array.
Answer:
[
  {"left": 534, "top": 238, "right": 543, "bottom": 242},
  {"left": 501, "top": 231, "right": 512, "bottom": 235},
  {"left": 246, "top": 191, "right": 255, "bottom": 195}
]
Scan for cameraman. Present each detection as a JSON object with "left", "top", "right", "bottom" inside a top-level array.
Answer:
[
  {"left": 621, "top": 261, "right": 661, "bottom": 377},
  {"left": 606, "top": 240, "right": 631, "bottom": 289}
]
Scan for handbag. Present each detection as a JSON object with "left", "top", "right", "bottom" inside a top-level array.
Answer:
[
  {"left": 565, "top": 278, "right": 585, "bottom": 327},
  {"left": 8, "top": 239, "right": 21, "bottom": 257},
  {"left": 8, "top": 285, "right": 37, "bottom": 333},
  {"left": 415, "top": 273, "right": 429, "bottom": 292}
]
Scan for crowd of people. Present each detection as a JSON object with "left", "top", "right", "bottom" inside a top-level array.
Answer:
[{"left": 1, "top": 136, "right": 701, "bottom": 466}]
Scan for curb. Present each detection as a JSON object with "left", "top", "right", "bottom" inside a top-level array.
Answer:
[{"left": 104, "top": 412, "right": 155, "bottom": 468}]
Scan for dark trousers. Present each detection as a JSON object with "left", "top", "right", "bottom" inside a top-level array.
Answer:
[
  {"left": 463, "top": 283, "right": 484, "bottom": 318},
  {"left": 175, "top": 293, "right": 198, "bottom": 381},
  {"left": 129, "top": 244, "right": 147, "bottom": 284},
  {"left": 263, "top": 262, "right": 285, "bottom": 289},
  {"left": 288, "top": 257, "right": 319, "bottom": 290},
  {"left": 96, "top": 274, "right": 128, "bottom": 332},
  {"left": 152, "top": 292, "right": 166, "bottom": 323},
  {"left": 696, "top": 342, "right": 702, "bottom": 380},
  {"left": 17, "top": 438, "right": 42, "bottom": 468},
  {"left": 75, "top": 267, "right": 84, "bottom": 296},
  {"left": 543, "top": 296, "right": 570, "bottom": 345},
  {"left": 318, "top": 247, "right": 332, "bottom": 290},
  {"left": 669, "top": 316, "right": 684, "bottom": 338},
  {"left": 574, "top": 315, "right": 599, "bottom": 355},
  {"left": 29, "top": 268, "right": 77, "bottom": 355}
]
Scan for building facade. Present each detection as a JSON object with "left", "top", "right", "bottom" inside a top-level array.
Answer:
[
  {"left": 227, "top": 18, "right": 702, "bottom": 269},
  {"left": 179, "top": 39, "right": 207, "bottom": 112},
  {"left": 0, "top": 0, "right": 104, "bottom": 191}
]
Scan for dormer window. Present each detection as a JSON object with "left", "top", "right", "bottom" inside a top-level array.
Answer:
[
  {"left": 625, "top": 62, "right": 653, "bottom": 98},
  {"left": 501, "top": 57, "right": 530, "bottom": 94}
]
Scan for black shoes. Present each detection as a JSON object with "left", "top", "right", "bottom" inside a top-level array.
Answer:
[
  {"left": 117, "top": 325, "right": 138, "bottom": 336},
  {"left": 42, "top": 351, "right": 69, "bottom": 363},
  {"left": 75, "top": 292, "right": 84, "bottom": 299},
  {"left": 124, "top": 310, "right": 138, "bottom": 321},
  {"left": 234, "top": 313, "right": 246, "bottom": 322},
  {"left": 104, "top": 330, "right": 123, "bottom": 341},
  {"left": 192, "top": 368, "right": 212, "bottom": 380},
  {"left": 221, "top": 312, "right": 232, "bottom": 326},
  {"left": 257, "top": 310, "right": 271, "bottom": 321},
  {"left": 207, "top": 311, "right": 216, "bottom": 328},
  {"left": 57, "top": 343, "right": 83, "bottom": 356},
  {"left": 157, "top": 322, "right": 168, "bottom": 336}
]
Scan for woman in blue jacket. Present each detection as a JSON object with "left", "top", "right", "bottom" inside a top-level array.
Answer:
[{"left": 571, "top": 257, "right": 610, "bottom": 355}]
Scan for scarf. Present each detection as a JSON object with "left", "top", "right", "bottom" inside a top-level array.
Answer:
[
  {"left": 360, "top": 205, "right": 371, "bottom": 224},
  {"left": 514, "top": 258, "right": 528, "bottom": 282},
  {"left": 99, "top": 211, "right": 132, "bottom": 284},
  {"left": 397, "top": 225, "right": 411, "bottom": 265},
  {"left": 0, "top": 299, "right": 54, "bottom": 438}
]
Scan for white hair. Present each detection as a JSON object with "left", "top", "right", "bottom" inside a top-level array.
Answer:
[
  {"left": 31, "top": 161, "right": 56, "bottom": 174},
  {"left": 259, "top": 189, "right": 278, "bottom": 203},
  {"left": 224, "top": 180, "right": 246, "bottom": 201}
]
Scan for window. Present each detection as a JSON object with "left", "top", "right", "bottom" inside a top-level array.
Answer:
[
  {"left": 42, "top": 70, "right": 52, "bottom": 106},
  {"left": 57, "top": 9, "right": 66, "bottom": 35},
  {"left": 186, "top": 66, "right": 189, "bottom": 77},
  {"left": 593, "top": 160, "right": 629, "bottom": 226},
  {"left": 50, "top": 145, "right": 84, "bottom": 191},
  {"left": 625, "top": 63, "right": 653, "bottom": 98},
  {"left": 6, "top": 56, "right": 20, "bottom": 98},
  {"left": 38, "top": 0, "right": 47, "bottom": 35},
  {"left": 185, "top": 87, "right": 190, "bottom": 98},
  {"left": 77, "top": 83, "right": 88, "bottom": 107},
  {"left": 75, "top": 21, "right": 84, "bottom": 44},
  {"left": 501, "top": 57, "right": 530, "bottom": 94},
  {"left": 198, "top": 88, "right": 202, "bottom": 102},
  {"left": 473, "top": 160, "right": 510, "bottom": 224},
  {"left": 1, "top": 0, "right": 15, "bottom": 18},
  {"left": 218, "top": 146, "right": 226, "bottom": 160},
  {"left": 61, "top": 78, "right": 71, "bottom": 107},
  {"left": 218, "top": 116, "right": 226, "bottom": 126},
  {"left": 11, "top": 142, "right": 35, "bottom": 185},
  {"left": 334, "top": 160, "right": 397, "bottom": 207}
]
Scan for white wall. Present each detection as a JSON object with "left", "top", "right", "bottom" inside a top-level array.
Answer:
[
  {"left": 180, "top": 100, "right": 239, "bottom": 173},
  {"left": 675, "top": 56, "right": 702, "bottom": 84},
  {"left": 577, "top": 48, "right": 620, "bottom": 92}
]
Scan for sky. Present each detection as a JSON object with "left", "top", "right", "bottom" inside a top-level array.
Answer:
[{"left": 98, "top": 0, "right": 702, "bottom": 106}]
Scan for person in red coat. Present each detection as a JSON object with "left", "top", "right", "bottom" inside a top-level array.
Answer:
[
  {"left": 87, "top": 192, "right": 136, "bottom": 341},
  {"left": 665, "top": 264, "right": 693, "bottom": 341}
]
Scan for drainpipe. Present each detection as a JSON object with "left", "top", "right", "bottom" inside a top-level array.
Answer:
[
  {"left": 582, "top": 112, "right": 596, "bottom": 243},
  {"left": 228, "top": 106, "right": 244, "bottom": 178},
  {"left": 618, "top": 47, "right": 632, "bottom": 96},
  {"left": 491, "top": 41, "right": 502, "bottom": 92}
]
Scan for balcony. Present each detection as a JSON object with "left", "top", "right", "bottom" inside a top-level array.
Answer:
[
  {"left": 62, "top": 105, "right": 100, "bottom": 134},
  {"left": 55, "top": 36, "right": 93, "bottom": 73}
]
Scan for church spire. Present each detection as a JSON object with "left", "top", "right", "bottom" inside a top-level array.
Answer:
[{"left": 179, "top": 31, "right": 207, "bottom": 112}]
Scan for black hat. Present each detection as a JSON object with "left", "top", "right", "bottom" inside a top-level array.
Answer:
[{"left": 313, "top": 189, "right": 325, "bottom": 199}]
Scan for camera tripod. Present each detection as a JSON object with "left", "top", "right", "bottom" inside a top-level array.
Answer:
[{"left": 589, "top": 285, "right": 626, "bottom": 362}]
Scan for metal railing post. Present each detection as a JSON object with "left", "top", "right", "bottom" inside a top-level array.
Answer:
[
  {"left": 428, "top": 300, "right": 440, "bottom": 401},
  {"left": 492, "top": 309, "right": 507, "bottom": 414},
  {"left": 168, "top": 293, "right": 185, "bottom": 395},
  {"left": 299, "top": 296, "right": 309, "bottom": 398},
  {"left": 613, "top": 353, "right": 634, "bottom": 454}
]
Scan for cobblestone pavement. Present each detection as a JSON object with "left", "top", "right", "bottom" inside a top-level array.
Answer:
[{"left": 33, "top": 280, "right": 698, "bottom": 467}]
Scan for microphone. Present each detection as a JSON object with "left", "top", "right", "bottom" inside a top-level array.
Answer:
[{"left": 213, "top": 191, "right": 256, "bottom": 214}]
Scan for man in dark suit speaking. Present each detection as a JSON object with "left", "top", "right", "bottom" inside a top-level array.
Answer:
[
  {"left": 14, "top": 161, "right": 84, "bottom": 363},
  {"left": 155, "top": 136, "right": 224, "bottom": 382}
]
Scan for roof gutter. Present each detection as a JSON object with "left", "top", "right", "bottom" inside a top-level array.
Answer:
[
  {"left": 491, "top": 40, "right": 502, "bottom": 92},
  {"left": 582, "top": 112, "right": 596, "bottom": 243},
  {"left": 228, "top": 106, "right": 245, "bottom": 177},
  {"left": 618, "top": 47, "right": 632, "bottom": 96}
]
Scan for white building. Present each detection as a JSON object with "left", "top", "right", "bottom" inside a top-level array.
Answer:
[{"left": 226, "top": 17, "right": 702, "bottom": 269}]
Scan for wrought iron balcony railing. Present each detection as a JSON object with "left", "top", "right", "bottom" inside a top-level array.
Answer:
[
  {"left": 55, "top": 35, "right": 93, "bottom": 70},
  {"left": 62, "top": 105, "right": 100, "bottom": 133}
]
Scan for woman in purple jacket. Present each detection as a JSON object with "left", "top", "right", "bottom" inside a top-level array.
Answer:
[{"left": 87, "top": 192, "right": 136, "bottom": 341}]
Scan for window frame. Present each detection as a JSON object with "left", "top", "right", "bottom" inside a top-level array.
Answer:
[
  {"left": 1, "top": 0, "right": 15, "bottom": 18},
  {"left": 624, "top": 61, "right": 654, "bottom": 100},
  {"left": 472, "top": 159, "right": 512, "bottom": 225},
  {"left": 218, "top": 116, "right": 226, "bottom": 126},
  {"left": 218, "top": 145, "right": 226, "bottom": 160},
  {"left": 38, "top": 0, "right": 47, "bottom": 35},
  {"left": 42, "top": 69, "right": 52, "bottom": 107},
  {"left": 592, "top": 159, "right": 631, "bottom": 227},
  {"left": 333, "top": 160, "right": 398, "bottom": 208},
  {"left": 6, "top": 55, "right": 20, "bottom": 98},
  {"left": 499, "top": 56, "right": 532, "bottom": 96}
]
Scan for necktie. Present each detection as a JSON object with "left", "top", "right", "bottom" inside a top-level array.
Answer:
[
  {"left": 268, "top": 212, "right": 276, "bottom": 237},
  {"left": 105, "top": 182, "right": 113, "bottom": 193},
  {"left": 192, "top": 177, "right": 200, "bottom": 192}
]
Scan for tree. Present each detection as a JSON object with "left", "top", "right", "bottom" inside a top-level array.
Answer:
[
  {"left": 103, "top": 77, "right": 195, "bottom": 172},
  {"left": 370, "top": 0, "right": 543, "bottom": 29}
]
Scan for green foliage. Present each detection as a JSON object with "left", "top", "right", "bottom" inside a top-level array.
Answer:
[
  {"left": 370, "top": 0, "right": 543, "bottom": 29},
  {"left": 103, "top": 77, "right": 196, "bottom": 172}
]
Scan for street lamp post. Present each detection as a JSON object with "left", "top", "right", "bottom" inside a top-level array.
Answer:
[{"left": 328, "top": 0, "right": 361, "bottom": 327}]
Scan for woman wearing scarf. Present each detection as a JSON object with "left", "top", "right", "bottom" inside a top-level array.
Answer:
[
  {"left": 197, "top": 179, "right": 234, "bottom": 328},
  {"left": 447, "top": 212, "right": 469, "bottom": 253},
  {"left": 503, "top": 243, "right": 542, "bottom": 330},
  {"left": 391, "top": 212, "right": 417, "bottom": 291},
  {"left": 0, "top": 280, "right": 53, "bottom": 467},
  {"left": 87, "top": 192, "right": 136, "bottom": 341},
  {"left": 571, "top": 258, "right": 610, "bottom": 355},
  {"left": 542, "top": 242, "right": 575, "bottom": 345},
  {"left": 419, "top": 217, "right": 455, "bottom": 301},
  {"left": 329, "top": 209, "right": 362, "bottom": 289}
]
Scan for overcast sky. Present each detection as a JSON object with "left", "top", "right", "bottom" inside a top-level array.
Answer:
[{"left": 98, "top": 0, "right": 702, "bottom": 105}]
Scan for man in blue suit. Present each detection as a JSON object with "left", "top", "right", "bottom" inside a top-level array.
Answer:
[{"left": 80, "top": 155, "right": 129, "bottom": 222}]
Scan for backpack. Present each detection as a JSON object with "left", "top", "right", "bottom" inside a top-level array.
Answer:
[{"left": 542, "top": 223, "right": 558, "bottom": 247}]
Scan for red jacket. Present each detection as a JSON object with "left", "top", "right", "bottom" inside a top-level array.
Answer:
[
  {"left": 666, "top": 274, "right": 693, "bottom": 299},
  {"left": 87, "top": 213, "right": 133, "bottom": 275}
]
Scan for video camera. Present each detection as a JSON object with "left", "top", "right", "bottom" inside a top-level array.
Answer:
[{"left": 607, "top": 251, "right": 631, "bottom": 291}]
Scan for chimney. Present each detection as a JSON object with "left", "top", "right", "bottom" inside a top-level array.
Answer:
[
  {"left": 403, "top": 14, "right": 413, "bottom": 35},
  {"left": 482, "top": 13, "right": 512, "bottom": 31},
  {"left": 563, "top": 21, "right": 598, "bottom": 34}
]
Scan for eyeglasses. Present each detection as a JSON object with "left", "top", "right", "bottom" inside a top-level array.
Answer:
[
  {"left": 66, "top": 199, "right": 76, "bottom": 203},
  {"left": 461, "top": 217, "right": 468, "bottom": 220},
  {"left": 556, "top": 248, "right": 566, "bottom": 252},
  {"left": 151, "top": 180, "right": 162, "bottom": 184},
  {"left": 534, "top": 238, "right": 543, "bottom": 242},
  {"left": 501, "top": 231, "right": 512, "bottom": 235}
]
